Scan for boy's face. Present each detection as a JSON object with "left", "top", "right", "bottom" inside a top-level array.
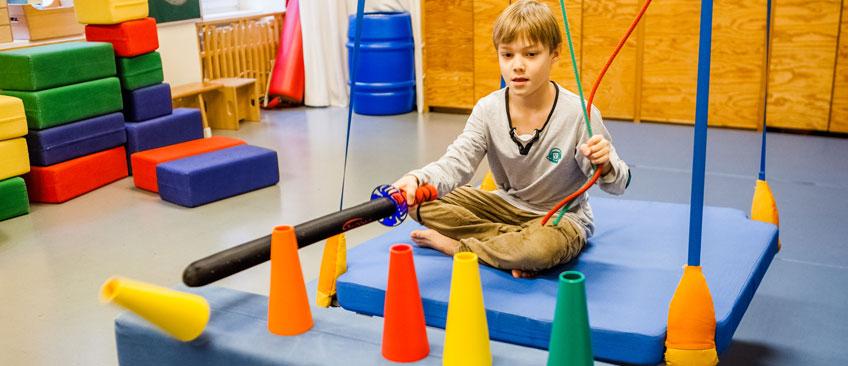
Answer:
[{"left": 497, "top": 37, "right": 559, "bottom": 98}]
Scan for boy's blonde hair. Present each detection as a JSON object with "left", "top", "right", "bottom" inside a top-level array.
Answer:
[{"left": 493, "top": 0, "right": 562, "bottom": 53}]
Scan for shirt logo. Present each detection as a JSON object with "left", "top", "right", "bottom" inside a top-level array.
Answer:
[{"left": 547, "top": 148, "right": 562, "bottom": 164}]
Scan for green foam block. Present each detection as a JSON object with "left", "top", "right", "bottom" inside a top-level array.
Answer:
[
  {"left": 0, "top": 77, "right": 123, "bottom": 129},
  {"left": 0, "top": 42, "right": 116, "bottom": 91},
  {"left": 116, "top": 52, "right": 164, "bottom": 90},
  {"left": 0, "top": 177, "right": 30, "bottom": 221}
]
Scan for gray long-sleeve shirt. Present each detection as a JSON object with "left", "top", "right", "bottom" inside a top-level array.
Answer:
[{"left": 409, "top": 83, "right": 629, "bottom": 236}]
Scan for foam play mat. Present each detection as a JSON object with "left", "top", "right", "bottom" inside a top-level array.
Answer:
[
  {"left": 131, "top": 136, "right": 245, "bottom": 193},
  {"left": 0, "top": 138, "right": 30, "bottom": 181},
  {"left": 113, "top": 285, "right": 551, "bottom": 365},
  {"left": 116, "top": 52, "right": 164, "bottom": 91},
  {"left": 85, "top": 17, "right": 159, "bottom": 57},
  {"left": 0, "top": 42, "right": 115, "bottom": 91},
  {"left": 122, "top": 83, "right": 172, "bottom": 122},
  {"left": 24, "top": 146, "right": 128, "bottom": 203},
  {"left": 124, "top": 108, "right": 204, "bottom": 172},
  {"left": 0, "top": 77, "right": 123, "bottom": 130},
  {"left": 0, "top": 95, "right": 27, "bottom": 141},
  {"left": 156, "top": 145, "right": 279, "bottom": 207},
  {"left": 26, "top": 112, "right": 126, "bottom": 166},
  {"left": 337, "top": 197, "right": 779, "bottom": 365},
  {"left": 74, "top": 0, "right": 149, "bottom": 25},
  {"left": 0, "top": 177, "right": 29, "bottom": 221}
]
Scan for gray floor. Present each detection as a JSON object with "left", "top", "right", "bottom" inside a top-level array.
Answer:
[{"left": 0, "top": 107, "right": 846, "bottom": 365}]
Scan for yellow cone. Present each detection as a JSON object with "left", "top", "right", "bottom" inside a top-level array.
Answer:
[
  {"left": 751, "top": 179, "right": 781, "bottom": 251},
  {"left": 443, "top": 252, "right": 491, "bottom": 366},
  {"left": 316, "top": 233, "right": 347, "bottom": 307},
  {"left": 664, "top": 266, "right": 719, "bottom": 366},
  {"left": 100, "top": 276, "right": 210, "bottom": 342},
  {"left": 481, "top": 171, "right": 497, "bottom": 192}
]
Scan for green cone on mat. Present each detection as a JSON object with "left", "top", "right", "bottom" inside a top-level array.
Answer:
[{"left": 547, "top": 271, "right": 593, "bottom": 366}]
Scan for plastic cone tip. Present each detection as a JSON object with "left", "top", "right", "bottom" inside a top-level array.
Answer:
[
  {"left": 99, "top": 276, "right": 210, "bottom": 342},
  {"left": 443, "top": 252, "right": 491, "bottom": 366},
  {"left": 382, "top": 243, "right": 429, "bottom": 362},
  {"left": 268, "top": 225, "right": 313, "bottom": 336}
]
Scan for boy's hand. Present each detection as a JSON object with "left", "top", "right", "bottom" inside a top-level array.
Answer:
[
  {"left": 580, "top": 135, "right": 612, "bottom": 175},
  {"left": 392, "top": 174, "right": 420, "bottom": 207}
]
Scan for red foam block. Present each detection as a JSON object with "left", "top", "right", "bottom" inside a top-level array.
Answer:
[
  {"left": 24, "top": 146, "right": 128, "bottom": 203},
  {"left": 130, "top": 136, "right": 246, "bottom": 193},
  {"left": 85, "top": 18, "right": 159, "bottom": 57}
]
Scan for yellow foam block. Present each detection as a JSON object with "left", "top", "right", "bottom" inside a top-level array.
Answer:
[
  {"left": 0, "top": 138, "right": 30, "bottom": 181},
  {"left": 0, "top": 96, "right": 28, "bottom": 141},
  {"left": 74, "top": 0, "right": 148, "bottom": 25}
]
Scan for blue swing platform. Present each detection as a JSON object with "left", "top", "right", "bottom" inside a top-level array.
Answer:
[{"left": 336, "top": 197, "right": 778, "bottom": 365}]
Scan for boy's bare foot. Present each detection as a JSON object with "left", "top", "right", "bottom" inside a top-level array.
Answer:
[
  {"left": 511, "top": 269, "right": 538, "bottom": 279},
  {"left": 411, "top": 229, "right": 460, "bottom": 256}
]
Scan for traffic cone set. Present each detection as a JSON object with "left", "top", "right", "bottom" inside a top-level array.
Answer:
[{"left": 98, "top": 227, "right": 596, "bottom": 364}]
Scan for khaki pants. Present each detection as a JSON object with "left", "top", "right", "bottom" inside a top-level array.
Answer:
[{"left": 412, "top": 186, "right": 585, "bottom": 271}]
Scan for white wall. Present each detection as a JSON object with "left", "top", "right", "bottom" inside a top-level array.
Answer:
[{"left": 157, "top": 21, "right": 203, "bottom": 86}]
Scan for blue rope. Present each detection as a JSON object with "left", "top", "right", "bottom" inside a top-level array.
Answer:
[
  {"left": 689, "top": 0, "right": 714, "bottom": 267},
  {"left": 759, "top": 0, "right": 772, "bottom": 181},
  {"left": 341, "top": 0, "right": 367, "bottom": 211}
]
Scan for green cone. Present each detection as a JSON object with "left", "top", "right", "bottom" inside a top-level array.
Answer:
[{"left": 547, "top": 271, "right": 593, "bottom": 366}]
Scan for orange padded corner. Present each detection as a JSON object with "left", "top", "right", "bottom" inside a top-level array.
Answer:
[
  {"left": 130, "top": 136, "right": 246, "bottom": 193},
  {"left": 24, "top": 146, "right": 128, "bottom": 203}
]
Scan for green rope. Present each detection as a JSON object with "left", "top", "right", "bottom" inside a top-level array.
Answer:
[{"left": 554, "top": 0, "right": 595, "bottom": 226}]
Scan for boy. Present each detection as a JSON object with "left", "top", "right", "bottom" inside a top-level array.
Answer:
[{"left": 393, "top": 0, "right": 630, "bottom": 278}]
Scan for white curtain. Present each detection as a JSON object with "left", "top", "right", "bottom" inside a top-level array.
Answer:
[
  {"left": 299, "top": 0, "right": 352, "bottom": 107},
  {"left": 300, "top": 0, "right": 423, "bottom": 112}
]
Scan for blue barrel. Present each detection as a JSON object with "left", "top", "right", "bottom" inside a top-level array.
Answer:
[{"left": 347, "top": 12, "right": 415, "bottom": 115}]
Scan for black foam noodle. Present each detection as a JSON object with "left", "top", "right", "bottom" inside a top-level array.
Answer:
[{"left": 182, "top": 197, "right": 398, "bottom": 287}]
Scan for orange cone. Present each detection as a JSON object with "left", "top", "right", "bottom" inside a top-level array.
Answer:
[
  {"left": 382, "top": 244, "right": 430, "bottom": 362},
  {"left": 268, "top": 225, "right": 313, "bottom": 335}
]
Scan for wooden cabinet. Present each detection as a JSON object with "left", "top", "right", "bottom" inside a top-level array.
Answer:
[
  {"left": 766, "top": 0, "right": 840, "bottom": 131},
  {"left": 829, "top": 0, "right": 848, "bottom": 133},
  {"left": 0, "top": 0, "right": 11, "bottom": 44},
  {"left": 423, "top": 0, "right": 848, "bottom": 133},
  {"left": 423, "top": 0, "right": 474, "bottom": 110}
]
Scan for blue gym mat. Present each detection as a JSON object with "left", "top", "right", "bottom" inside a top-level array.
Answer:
[{"left": 337, "top": 197, "right": 779, "bottom": 365}]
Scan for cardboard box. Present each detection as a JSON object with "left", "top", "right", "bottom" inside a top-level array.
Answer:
[{"left": 8, "top": 4, "right": 84, "bottom": 41}]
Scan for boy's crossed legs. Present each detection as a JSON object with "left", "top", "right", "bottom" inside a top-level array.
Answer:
[{"left": 410, "top": 186, "right": 585, "bottom": 279}]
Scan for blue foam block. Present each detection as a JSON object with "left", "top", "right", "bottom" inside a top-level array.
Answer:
[
  {"left": 25, "top": 112, "right": 127, "bottom": 166},
  {"left": 114, "top": 284, "right": 554, "bottom": 366},
  {"left": 123, "top": 83, "right": 173, "bottom": 122},
  {"left": 337, "top": 197, "right": 779, "bottom": 365},
  {"left": 156, "top": 145, "right": 279, "bottom": 207},
  {"left": 124, "top": 108, "right": 203, "bottom": 172}
]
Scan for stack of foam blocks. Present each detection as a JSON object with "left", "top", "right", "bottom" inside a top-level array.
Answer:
[
  {"left": 78, "top": 4, "right": 204, "bottom": 172},
  {"left": 0, "top": 96, "right": 30, "bottom": 220},
  {"left": 0, "top": 42, "right": 128, "bottom": 203},
  {"left": 73, "top": 0, "right": 279, "bottom": 208}
]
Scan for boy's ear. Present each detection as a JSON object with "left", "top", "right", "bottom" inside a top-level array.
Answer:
[{"left": 552, "top": 44, "right": 562, "bottom": 61}]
